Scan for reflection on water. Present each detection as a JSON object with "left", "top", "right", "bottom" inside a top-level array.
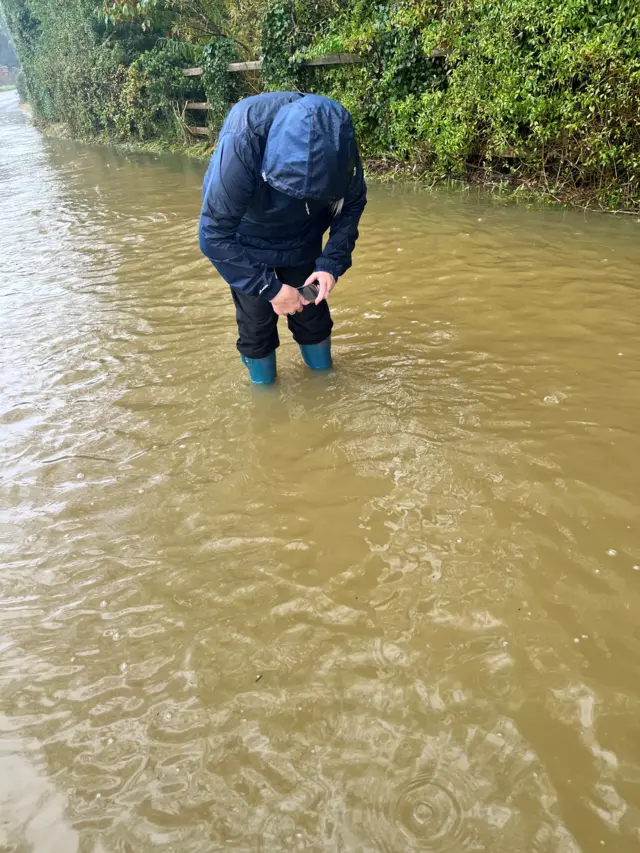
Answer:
[
  {"left": 0, "top": 728, "right": 79, "bottom": 853},
  {"left": 1, "top": 88, "right": 640, "bottom": 852}
]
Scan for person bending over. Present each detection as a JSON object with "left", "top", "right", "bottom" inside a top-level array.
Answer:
[{"left": 199, "top": 92, "right": 367, "bottom": 384}]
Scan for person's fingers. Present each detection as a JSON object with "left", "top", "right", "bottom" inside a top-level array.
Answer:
[
  {"left": 280, "top": 299, "right": 305, "bottom": 315},
  {"left": 304, "top": 271, "right": 319, "bottom": 287},
  {"left": 315, "top": 280, "right": 328, "bottom": 305}
]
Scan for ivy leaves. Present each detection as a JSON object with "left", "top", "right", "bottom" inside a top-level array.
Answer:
[
  {"left": 261, "top": 1, "right": 298, "bottom": 90},
  {"left": 202, "top": 38, "right": 240, "bottom": 127}
]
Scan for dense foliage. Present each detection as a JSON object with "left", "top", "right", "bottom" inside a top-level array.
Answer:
[
  {"left": 0, "top": 8, "right": 18, "bottom": 70},
  {"left": 202, "top": 36, "right": 240, "bottom": 126},
  {"left": 331, "top": 0, "right": 640, "bottom": 208},
  {"left": 2, "top": 0, "right": 640, "bottom": 207}
]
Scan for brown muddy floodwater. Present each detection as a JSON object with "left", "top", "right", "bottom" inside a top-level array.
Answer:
[{"left": 2, "top": 88, "right": 640, "bottom": 853}]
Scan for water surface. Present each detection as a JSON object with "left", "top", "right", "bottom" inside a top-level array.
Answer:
[{"left": 2, "top": 89, "right": 640, "bottom": 852}]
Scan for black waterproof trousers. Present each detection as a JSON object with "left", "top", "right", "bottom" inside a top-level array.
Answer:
[{"left": 231, "top": 263, "right": 333, "bottom": 360}]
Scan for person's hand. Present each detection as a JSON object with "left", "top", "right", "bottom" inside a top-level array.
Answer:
[
  {"left": 270, "top": 283, "right": 305, "bottom": 316},
  {"left": 303, "top": 271, "right": 336, "bottom": 305}
]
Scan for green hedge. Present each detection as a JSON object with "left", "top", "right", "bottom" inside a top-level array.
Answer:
[
  {"left": 3, "top": 0, "right": 640, "bottom": 207},
  {"left": 306, "top": 0, "right": 640, "bottom": 207}
]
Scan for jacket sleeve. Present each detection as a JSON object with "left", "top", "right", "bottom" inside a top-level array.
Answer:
[
  {"left": 314, "top": 151, "right": 367, "bottom": 281},
  {"left": 198, "top": 132, "right": 282, "bottom": 301}
]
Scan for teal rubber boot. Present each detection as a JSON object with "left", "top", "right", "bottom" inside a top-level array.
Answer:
[
  {"left": 299, "top": 337, "right": 332, "bottom": 370},
  {"left": 241, "top": 351, "right": 276, "bottom": 385}
]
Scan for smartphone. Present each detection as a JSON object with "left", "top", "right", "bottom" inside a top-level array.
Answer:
[{"left": 298, "top": 283, "right": 319, "bottom": 302}]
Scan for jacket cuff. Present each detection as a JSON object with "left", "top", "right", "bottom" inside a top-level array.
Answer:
[
  {"left": 315, "top": 259, "right": 341, "bottom": 281},
  {"left": 262, "top": 275, "right": 283, "bottom": 302}
]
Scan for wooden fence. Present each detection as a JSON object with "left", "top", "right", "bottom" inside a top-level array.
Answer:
[
  {"left": 182, "top": 53, "right": 364, "bottom": 136},
  {"left": 183, "top": 52, "right": 363, "bottom": 83},
  {"left": 182, "top": 50, "right": 447, "bottom": 136}
]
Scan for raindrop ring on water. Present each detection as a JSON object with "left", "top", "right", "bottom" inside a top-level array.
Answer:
[
  {"left": 354, "top": 769, "right": 469, "bottom": 853},
  {"left": 392, "top": 776, "right": 464, "bottom": 850}
]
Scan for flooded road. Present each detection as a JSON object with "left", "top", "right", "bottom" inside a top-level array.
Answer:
[{"left": 2, "top": 88, "right": 640, "bottom": 852}]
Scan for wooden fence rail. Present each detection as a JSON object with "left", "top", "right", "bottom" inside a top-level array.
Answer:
[
  {"left": 182, "top": 48, "right": 447, "bottom": 133},
  {"left": 183, "top": 52, "right": 363, "bottom": 79}
]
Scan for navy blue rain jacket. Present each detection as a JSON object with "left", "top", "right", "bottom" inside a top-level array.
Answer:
[{"left": 198, "top": 92, "right": 367, "bottom": 300}]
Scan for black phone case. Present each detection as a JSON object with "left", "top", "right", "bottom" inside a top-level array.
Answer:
[{"left": 299, "top": 284, "right": 319, "bottom": 301}]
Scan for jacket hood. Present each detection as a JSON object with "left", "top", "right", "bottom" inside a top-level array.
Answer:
[{"left": 261, "top": 94, "right": 356, "bottom": 202}]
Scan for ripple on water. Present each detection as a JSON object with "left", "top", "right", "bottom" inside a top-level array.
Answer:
[
  {"left": 393, "top": 775, "right": 465, "bottom": 849},
  {"left": 347, "top": 751, "right": 478, "bottom": 853}
]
